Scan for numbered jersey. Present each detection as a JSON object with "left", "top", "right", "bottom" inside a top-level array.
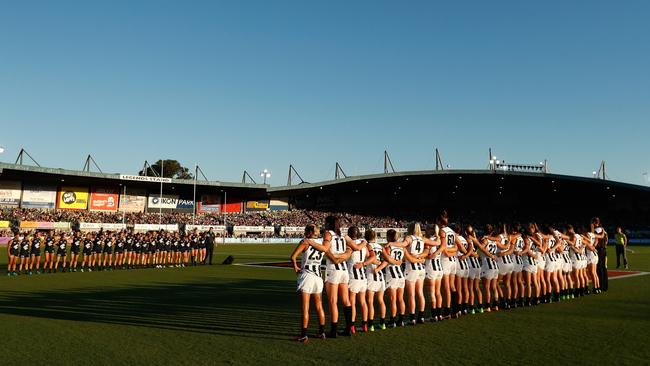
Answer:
[
  {"left": 301, "top": 238, "right": 325, "bottom": 276},
  {"left": 326, "top": 231, "right": 348, "bottom": 271},
  {"left": 484, "top": 239, "right": 498, "bottom": 268},
  {"left": 386, "top": 246, "right": 404, "bottom": 279},
  {"left": 511, "top": 235, "right": 524, "bottom": 265},
  {"left": 587, "top": 233, "right": 597, "bottom": 253},
  {"left": 441, "top": 227, "right": 456, "bottom": 258},
  {"left": 406, "top": 235, "right": 425, "bottom": 271},
  {"left": 498, "top": 234, "right": 513, "bottom": 264},
  {"left": 367, "top": 242, "right": 385, "bottom": 282},
  {"left": 348, "top": 240, "right": 367, "bottom": 281},
  {"left": 426, "top": 239, "right": 443, "bottom": 272}
]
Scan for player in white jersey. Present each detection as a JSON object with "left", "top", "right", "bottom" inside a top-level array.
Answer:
[
  {"left": 495, "top": 224, "right": 515, "bottom": 310},
  {"left": 290, "top": 224, "right": 329, "bottom": 342},
  {"left": 383, "top": 229, "right": 406, "bottom": 328},
  {"left": 566, "top": 225, "right": 587, "bottom": 297},
  {"left": 463, "top": 226, "right": 484, "bottom": 314},
  {"left": 477, "top": 224, "right": 501, "bottom": 312},
  {"left": 541, "top": 227, "right": 561, "bottom": 302},
  {"left": 450, "top": 223, "right": 469, "bottom": 317},
  {"left": 400, "top": 222, "right": 439, "bottom": 325},
  {"left": 532, "top": 225, "right": 548, "bottom": 303},
  {"left": 556, "top": 228, "right": 575, "bottom": 299},
  {"left": 424, "top": 225, "right": 444, "bottom": 320},
  {"left": 320, "top": 216, "right": 354, "bottom": 337},
  {"left": 582, "top": 225, "right": 605, "bottom": 294},
  {"left": 346, "top": 226, "right": 371, "bottom": 333},
  {"left": 509, "top": 224, "right": 526, "bottom": 308},
  {"left": 438, "top": 211, "right": 464, "bottom": 319},
  {"left": 522, "top": 223, "right": 543, "bottom": 306},
  {"left": 365, "top": 229, "right": 387, "bottom": 331}
]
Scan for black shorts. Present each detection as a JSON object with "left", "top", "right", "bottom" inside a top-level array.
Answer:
[
  {"left": 114, "top": 249, "right": 124, "bottom": 254},
  {"left": 20, "top": 252, "right": 29, "bottom": 258},
  {"left": 83, "top": 251, "right": 93, "bottom": 256},
  {"left": 103, "top": 249, "right": 113, "bottom": 254},
  {"left": 30, "top": 252, "right": 41, "bottom": 257},
  {"left": 9, "top": 251, "right": 19, "bottom": 257},
  {"left": 71, "top": 250, "right": 80, "bottom": 255},
  {"left": 57, "top": 250, "right": 67, "bottom": 257},
  {"left": 44, "top": 249, "right": 55, "bottom": 254},
  {"left": 94, "top": 249, "right": 102, "bottom": 254}
]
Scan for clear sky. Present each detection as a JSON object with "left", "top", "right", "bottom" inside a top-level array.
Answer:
[{"left": 1, "top": 0, "right": 649, "bottom": 186}]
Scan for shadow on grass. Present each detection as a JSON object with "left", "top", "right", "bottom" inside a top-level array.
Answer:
[{"left": 0, "top": 278, "right": 298, "bottom": 340}]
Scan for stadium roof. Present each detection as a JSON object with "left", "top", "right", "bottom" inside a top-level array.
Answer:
[{"left": 0, "top": 162, "right": 267, "bottom": 190}]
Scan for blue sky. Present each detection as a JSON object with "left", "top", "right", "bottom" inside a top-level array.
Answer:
[{"left": 0, "top": 0, "right": 649, "bottom": 186}]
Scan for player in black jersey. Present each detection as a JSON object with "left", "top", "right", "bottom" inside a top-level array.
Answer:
[
  {"left": 81, "top": 233, "right": 94, "bottom": 272},
  {"left": 181, "top": 234, "right": 190, "bottom": 267},
  {"left": 43, "top": 231, "right": 56, "bottom": 273},
  {"left": 190, "top": 232, "right": 199, "bottom": 266},
  {"left": 29, "top": 231, "right": 43, "bottom": 274},
  {"left": 92, "top": 234, "right": 104, "bottom": 271},
  {"left": 18, "top": 234, "right": 32, "bottom": 275},
  {"left": 114, "top": 232, "right": 125, "bottom": 269},
  {"left": 101, "top": 232, "right": 115, "bottom": 270},
  {"left": 69, "top": 231, "right": 82, "bottom": 272},
  {"left": 198, "top": 233, "right": 207, "bottom": 264},
  {"left": 141, "top": 234, "right": 150, "bottom": 268},
  {"left": 53, "top": 233, "right": 68, "bottom": 273},
  {"left": 7, "top": 233, "right": 20, "bottom": 276}
]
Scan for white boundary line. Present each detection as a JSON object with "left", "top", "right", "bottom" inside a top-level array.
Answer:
[
  {"left": 234, "top": 263, "right": 294, "bottom": 270},
  {"left": 608, "top": 271, "right": 650, "bottom": 280}
]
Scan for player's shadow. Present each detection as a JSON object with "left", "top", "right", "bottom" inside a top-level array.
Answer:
[{"left": 0, "top": 278, "right": 298, "bottom": 340}]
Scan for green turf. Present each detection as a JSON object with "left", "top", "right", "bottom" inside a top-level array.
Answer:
[{"left": 0, "top": 245, "right": 649, "bottom": 365}]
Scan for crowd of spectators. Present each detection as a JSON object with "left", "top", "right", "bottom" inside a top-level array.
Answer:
[{"left": 0, "top": 207, "right": 407, "bottom": 228}]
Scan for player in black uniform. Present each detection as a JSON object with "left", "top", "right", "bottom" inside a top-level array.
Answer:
[
  {"left": 18, "top": 234, "right": 32, "bottom": 275},
  {"left": 123, "top": 231, "right": 133, "bottom": 269},
  {"left": 114, "top": 232, "right": 125, "bottom": 270},
  {"left": 53, "top": 233, "right": 68, "bottom": 273},
  {"left": 69, "top": 231, "right": 82, "bottom": 272},
  {"left": 29, "top": 231, "right": 43, "bottom": 274},
  {"left": 190, "top": 232, "right": 199, "bottom": 266},
  {"left": 92, "top": 233, "right": 104, "bottom": 271},
  {"left": 180, "top": 234, "right": 189, "bottom": 267},
  {"left": 171, "top": 233, "right": 181, "bottom": 267},
  {"left": 43, "top": 231, "right": 56, "bottom": 273},
  {"left": 7, "top": 233, "right": 20, "bottom": 276},
  {"left": 141, "top": 234, "right": 150, "bottom": 268},
  {"left": 198, "top": 233, "right": 207, "bottom": 264},
  {"left": 102, "top": 232, "right": 114, "bottom": 270},
  {"left": 81, "top": 233, "right": 94, "bottom": 272}
]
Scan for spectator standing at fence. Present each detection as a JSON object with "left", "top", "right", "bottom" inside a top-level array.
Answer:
[
  {"left": 614, "top": 227, "right": 628, "bottom": 270},
  {"left": 205, "top": 228, "right": 216, "bottom": 265}
]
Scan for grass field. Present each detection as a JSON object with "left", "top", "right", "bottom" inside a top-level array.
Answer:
[{"left": 1, "top": 244, "right": 649, "bottom": 365}]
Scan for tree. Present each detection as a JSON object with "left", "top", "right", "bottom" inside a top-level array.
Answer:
[{"left": 138, "top": 159, "right": 194, "bottom": 179}]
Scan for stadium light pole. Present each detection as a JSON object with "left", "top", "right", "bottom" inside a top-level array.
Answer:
[
  {"left": 159, "top": 160, "right": 164, "bottom": 225},
  {"left": 260, "top": 169, "right": 271, "bottom": 185},
  {"left": 192, "top": 163, "right": 197, "bottom": 225},
  {"left": 121, "top": 184, "right": 126, "bottom": 224}
]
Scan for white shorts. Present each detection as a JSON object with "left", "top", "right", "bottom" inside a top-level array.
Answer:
[
  {"left": 349, "top": 278, "right": 368, "bottom": 293},
  {"left": 456, "top": 259, "right": 470, "bottom": 278},
  {"left": 587, "top": 251, "right": 599, "bottom": 265},
  {"left": 297, "top": 272, "right": 324, "bottom": 294},
  {"left": 562, "top": 262, "right": 572, "bottom": 273},
  {"left": 469, "top": 267, "right": 481, "bottom": 280},
  {"left": 497, "top": 259, "right": 514, "bottom": 276},
  {"left": 523, "top": 262, "right": 538, "bottom": 274},
  {"left": 425, "top": 269, "right": 443, "bottom": 280},
  {"left": 537, "top": 257, "right": 546, "bottom": 271},
  {"left": 386, "top": 276, "right": 405, "bottom": 289},
  {"left": 441, "top": 256, "right": 457, "bottom": 276},
  {"left": 481, "top": 266, "right": 499, "bottom": 280},
  {"left": 367, "top": 279, "right": 386, "bottom": 293},
  {"left": 325, "top": 269, "right": 349, "bottom": 285},
  {"left": 404, "top": 268, "right": 425, "bottom": 282},
  {"left": 513, "top": 261, "right": 523, "bottom": 273}
]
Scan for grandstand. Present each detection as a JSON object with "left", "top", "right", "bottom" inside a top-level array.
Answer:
[{"left": 2, "top": 157, "right": 650, "bottom": 233}]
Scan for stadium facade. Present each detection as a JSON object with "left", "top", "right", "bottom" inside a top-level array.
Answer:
[{"left": 1, "top": 162, "right": 650, "bottom": 227}]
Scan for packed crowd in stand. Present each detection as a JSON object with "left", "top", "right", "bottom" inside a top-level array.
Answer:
[
  {"left": 0, "top": 208, "right": 407, "bottom": 228},
  {"left": 289, "top": 212, "right": 611, "bottom": 342},
  {"left": 6, "top": 228, "right": 220, "bottom": 275}
]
